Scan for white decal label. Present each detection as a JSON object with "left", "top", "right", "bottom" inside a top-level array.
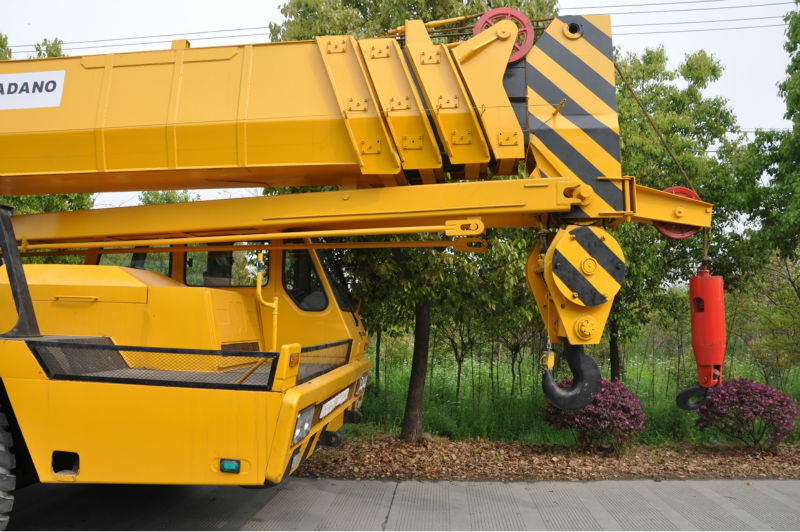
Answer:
[
  {"left": 0, "top": 70, "right": 65, "bottom": 110},
  {"left": 320, "top": 388, "right": 350, "bottom": 419}
]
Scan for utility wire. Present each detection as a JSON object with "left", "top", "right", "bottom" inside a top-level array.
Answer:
[
  {"left": 23, "top": 32, "right": 271, "bottom": 53},
  {"left": 615, "top": 15, "right": 784, "bottom": 26},
  {"left": 9, "top": 25, "right": 270, "bottom": 50},
  {"left": 9, "top": 1, "right": 794, "bottom": 51},
  {"left": 617, "top": 22, "right": 786, "bottom": 35},
  {"left": 561, "top": 0, "right": 747, "bottom": 9},
  {"left": 13, "top": 19, "right": 789, "bottom": 53},
  {"left": 581, "top": 1, "right": 794, "bottom": 16}
]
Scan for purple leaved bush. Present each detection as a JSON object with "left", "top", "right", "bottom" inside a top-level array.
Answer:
[
  {"left": 544, "top": 378, "right": 645, "bottom": 454},
  {"left": 696, "top": 377, "right": 800, "bottom": 451}
]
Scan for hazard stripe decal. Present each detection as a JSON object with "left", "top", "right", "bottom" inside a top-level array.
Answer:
[
  {"left": 533, "top": 33, "right": 616, "bottom": 112},
  {"left": 551, "top": 249, "right": 606, "bottom": 306},
  {"left": 558, "top": 16, "right": 613, "bottom": 61},
  {"left": 526, "top": 64, "right": 620, "bottom": 161},
  {"left": 529, "top": 114, "right": 624, "bottom": 211},
  {"left": 526, "top": 14, "right": 623, "bottom": 219},
  {"left": 570, "top": 226, "right": 626, "bottom": 285}
]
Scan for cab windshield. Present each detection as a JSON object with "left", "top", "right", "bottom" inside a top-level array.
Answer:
[{"left": 316, "top": 248, "right": 355, "bottom": 312}]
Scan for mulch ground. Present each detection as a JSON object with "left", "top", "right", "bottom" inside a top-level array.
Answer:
[{"left": 297, "top": 437, "right": 800, "bottom": 481}]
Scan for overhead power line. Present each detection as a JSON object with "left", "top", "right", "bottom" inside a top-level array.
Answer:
[
  {"left": 10, "top": 26, "right": 270, "bottom": 50},
  {"left": 582, "top": 1, "right": 794, "bottom": 16},
  {"left": 615, "top": 15, "right": 784, "bottom": 26},
  {"left": 48, "top": 31, "right": 272, "bottom": 52},
  {"left": 616, "top": 22, "right": 786, "bottom": 35},
  {"left": 561, "top": 0, "right": 745, "bottom": 9},
  {"left": 9, "top": 1, "right": 794, "bottom": 52}
]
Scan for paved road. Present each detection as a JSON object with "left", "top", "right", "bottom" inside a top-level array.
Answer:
[{"left": 9, "top": 478, "right": 800, "bottom": 530}]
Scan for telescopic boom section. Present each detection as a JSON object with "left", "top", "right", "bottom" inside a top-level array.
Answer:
[{"left": 0, "top": 18, "right": 523, "bottom": 192}]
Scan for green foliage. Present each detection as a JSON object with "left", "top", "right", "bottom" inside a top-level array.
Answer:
[
  {"left": 269, "top": 0, "right": 556, "bottom": 41},
  {"left": 735, "top": 3, "right": 800, "bottom": 258},
  {"left": 2, "top": 194, "right": 94, "bottom": 215},
  {"left": 725, "top": 254, "right": 800, "bottom": 389},
  {"left": 610, "top": 46, "right": 755, "bottom": 362},
  {"left": 0, "top": 33, "right": 10, "bottom": 60},
  {"left": 138, "top": 190, "right": 199, "bottom": 205},
  {"left": 34, "top": 38, "right": 63, "bottom": 58}
]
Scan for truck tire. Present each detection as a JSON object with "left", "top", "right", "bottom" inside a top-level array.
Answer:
[{"left": 0, "top": 406, "right": 14, "bottom": 531}]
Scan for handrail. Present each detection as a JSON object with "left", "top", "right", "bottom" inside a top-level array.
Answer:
[
  {"left": 17, "top": 219, "right": 484, "bottom": 252},
  {"left": 237, "top": 252, "right": 278, "bottom": 386}
]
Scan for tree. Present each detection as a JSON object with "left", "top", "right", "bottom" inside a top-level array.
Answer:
[
  {"left": 0, "top": 33, "right": 11, "bottom": 60},
  {"left": 270, "top": 0, "right": 557, "bottom": 441},
  {"left": 139, "top": 190, "right": 199, "bottom": 205},
  {"left": 610, "top": 47, "right": 755, "bottom": 381},
  {"left": 735, "top": 3, "right": 800, "bottom": 258},
  {"left": 34, "top": 38, "right": 63, "bottom": 59},
  {"left": 269, "top": 0, "right": 556, "bottom": 42}
]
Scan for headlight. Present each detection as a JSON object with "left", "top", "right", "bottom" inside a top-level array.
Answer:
[
  {"left": 357, "top": 373, "right": 368, "bottom": 395},
  {"left": 293, "top": 405, "right": 314, "bottom": 445}
]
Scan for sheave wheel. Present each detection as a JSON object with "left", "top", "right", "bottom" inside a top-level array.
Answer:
[{"left": 0, "top": 410, "right": 15, "bottom": 531}]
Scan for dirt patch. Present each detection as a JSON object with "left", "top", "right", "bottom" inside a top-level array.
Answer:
[{"left": 297, "top": 437, "right": 800, "bottom": 481}]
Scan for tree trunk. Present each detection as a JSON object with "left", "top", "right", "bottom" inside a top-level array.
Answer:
[
  {"left": 375, "top": 327, "right": 382, "bottom": 392},
  {"left": 400, "top": 297, "right": 431, "bottom": 442},
  {"left": 470, "top": 346, "right": 475, "bottom": 406},
  {"left": 609, "top": 318, "right": 621, "bottom": 381},
  {"left": 489, "top": 341, "right": 495, "bottom": 400},
  {"left": 455, "top": 360, "right": 463, "bottom": 404},
  {"left": 428, "top": 332, "right": 434, "bottom": 400},
  {"left": 510, "top": 351, "right": 517, "bottom": 401}
]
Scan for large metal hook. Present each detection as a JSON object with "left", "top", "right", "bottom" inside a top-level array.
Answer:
[{"left": 542, "top": 342, "right": 601, "bottom": 410}]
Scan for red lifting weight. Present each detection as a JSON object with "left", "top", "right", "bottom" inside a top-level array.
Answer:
[{"left": 690, "top": 269, "right": 726, "bottom": 388}]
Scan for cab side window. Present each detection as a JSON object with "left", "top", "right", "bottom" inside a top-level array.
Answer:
[
  {"left": 185, "top": 245, "right": 268, "bottom": 287},
  {"left": 99, "top": 249, "right": 171, "bottom": 275},
  {"left": 283, "top": 249, "right": 328, "bottom": 311}
]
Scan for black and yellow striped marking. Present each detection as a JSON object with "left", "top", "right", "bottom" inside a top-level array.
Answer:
[
  {"left": 550, "top": 226, "right": 625, "bottom": 307},
  {"left": 526, "top": 15, "right": 623, "bottom": 219}
]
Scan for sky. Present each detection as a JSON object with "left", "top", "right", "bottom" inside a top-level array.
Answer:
[{"left": 0, "top": 0, "right": 795, "bottom": 208}]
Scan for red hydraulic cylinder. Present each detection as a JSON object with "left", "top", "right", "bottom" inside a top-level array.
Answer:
[{"left": 690, "top": 269, "right": 726, "bottom": 387}]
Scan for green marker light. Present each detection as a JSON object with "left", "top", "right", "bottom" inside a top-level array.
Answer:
[{"left": 220, "top": 459, "right": 241, "bottom": 474}]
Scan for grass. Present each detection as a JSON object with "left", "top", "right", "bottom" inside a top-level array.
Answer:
[{"left": 358, "top": 334, "right": 800, "bottom": 446}]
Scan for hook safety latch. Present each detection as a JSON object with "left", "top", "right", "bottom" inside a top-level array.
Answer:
[{"left": 540, "top": 350, "right": 555, "bottom": 371}]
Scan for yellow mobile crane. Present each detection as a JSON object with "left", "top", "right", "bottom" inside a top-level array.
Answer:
[{"left": 0, "top": 9, "right": 712, "bottom": 527}]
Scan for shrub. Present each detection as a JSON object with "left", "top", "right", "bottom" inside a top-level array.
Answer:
[
  {"left": 696, "top": 377, "right": 800, "bottom": 451},
  {"left": 544, "top": 378, "right": 645, "bottom": 454}
]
